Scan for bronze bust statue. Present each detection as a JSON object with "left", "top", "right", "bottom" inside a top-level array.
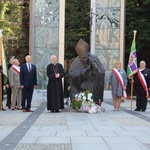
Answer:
[{"left": 69, "top": 39, "right": 105, "bottom": 104}]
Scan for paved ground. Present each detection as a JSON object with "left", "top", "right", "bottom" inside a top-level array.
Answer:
[{"left": 0, "top": 96, "right": 150, "bottom": 150}]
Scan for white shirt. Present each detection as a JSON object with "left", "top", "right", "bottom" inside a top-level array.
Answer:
[{"left": 26, "top": 63, "right": 31, "bottom": 71}]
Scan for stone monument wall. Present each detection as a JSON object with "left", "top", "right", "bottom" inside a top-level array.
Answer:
[
  {"left": 29, "top": 0, "right": 65, "bottom": 89},
  {"left": 91, "top": 0, "right": 125, "bottom": 89}
]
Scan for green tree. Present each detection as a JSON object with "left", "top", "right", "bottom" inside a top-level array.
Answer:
[
  {"left": 65, "top": 0, "right": 90, "bottom": 59},
  {"left": 0, "top": 0, "right": 29, "bottom": 63},
  {"left": 125, "top": 0, "right": 150, "bottom": 65}
]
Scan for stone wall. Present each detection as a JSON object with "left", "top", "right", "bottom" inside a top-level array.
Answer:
[
  {"left": 91, "top": 0, "right": 125, "bottom": 88},
  {"left": 30, "top": 0, "right": 65, "bottom": 89}
]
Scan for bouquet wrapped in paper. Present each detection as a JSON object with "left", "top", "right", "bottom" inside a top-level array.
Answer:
[{"left": 71, "top": 90, "right": 102, "bottom": 113}]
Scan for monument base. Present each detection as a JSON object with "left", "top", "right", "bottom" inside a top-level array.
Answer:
[
  {"left": 32, "top": 89, "right": 112, "bottom": 101},
  {"left": 32, "top": 89, "right": 47, "bottom": 101}
]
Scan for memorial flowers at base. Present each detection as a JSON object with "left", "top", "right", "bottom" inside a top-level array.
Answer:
[{"left": 71, "top": 90, "right": 101, "bottom": 113}]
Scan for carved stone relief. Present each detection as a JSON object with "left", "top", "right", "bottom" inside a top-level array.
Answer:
[
  {"left": 33, "top": 0, "right": 59, "bottom": 88},
  {"left": 95, "top": 0, "right": 122, "bottom": 88}
]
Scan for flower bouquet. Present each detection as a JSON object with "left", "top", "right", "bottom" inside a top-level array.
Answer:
[
  {"left": 71, "top": 90, "right": 101, "bottom": 113},
  {"left": 71, "top": 98, "right": 82, "bottom": 111}
]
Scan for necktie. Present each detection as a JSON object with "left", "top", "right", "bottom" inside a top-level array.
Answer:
[{"left": 29, "top": 64, "right": 31, "bottom": 72}]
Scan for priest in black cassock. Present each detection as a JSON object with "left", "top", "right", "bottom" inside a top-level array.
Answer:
[{"left": 47, "top": 55, "right": 65, "bottom": 112}]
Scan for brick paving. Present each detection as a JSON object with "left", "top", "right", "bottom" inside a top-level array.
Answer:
[
  {"left": 15, "top": 143, "right": 72, "bottom": 150},
  {"left": 0, "top": 97, "right": 150, "bottom": 150},
  {"left": 0, "top": 102, "right": 46, "bottom": 150}
]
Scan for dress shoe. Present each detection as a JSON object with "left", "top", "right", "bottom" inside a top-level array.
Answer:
[
  {"left": 2, "top": 108, "right": 6, "bottom": 111},
  {"left": 51, "top": 110, "right": 54, "bottom": 112},
  {"left": 11, "top": 108, "right": 15, "bottom": 111},
  {"left": 17, "top": 108, "right": 21, "bottom": 110},
  {"left": 134, "top": 108, "right": 140, "bottom": 111},
  {"left": 22, "top": 109, "right": 26, "bottom": 112},
  {"left": 27, "top": 109, "right": 34, "bottom": 112},
  {"left": 141, "top": 109, "right": 145, "bottom": 112}
]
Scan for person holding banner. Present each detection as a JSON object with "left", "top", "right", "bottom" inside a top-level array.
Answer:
[
  {"left": 133, "top": 61, "right": 150, "bottom": 112},
  {"left": 109, "top": 61, "right": 127, "bottom": 111}
]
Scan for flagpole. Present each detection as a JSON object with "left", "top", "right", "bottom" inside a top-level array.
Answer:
[
  {"left": 130, "top": 30, "right": 137, "bottom": 110},
  {"left": 0, "top": 29, "right": 3, "bottom": 111},
  {"left": 130, "top": 76, "right": 133, "bottom": 110}
]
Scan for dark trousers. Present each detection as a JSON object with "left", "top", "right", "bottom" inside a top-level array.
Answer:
[
  {"left": 6, "top": 87, "right": 11, "bottom": 108},
  {"left": 135, "top": 86, "right": 147, "bottom": 110},
  {"left": 22, "top": 86, "right": 34, "bottom": 110}
]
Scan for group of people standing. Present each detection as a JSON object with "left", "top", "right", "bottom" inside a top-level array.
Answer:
[
  {"left": 1, "top": 54, "right": 64, "bottom": 113},
  {"left": 1, "top": 55, "right": 37, "bottom": 112},
  {"left": 47, "top": 55, "right": 150, "bottom": 113},
  {"left": 1, "top": 53, "right": 150, "bottom": 113},
  {"left": 109, "top": 60, "right": 150, "bottom": 112}
]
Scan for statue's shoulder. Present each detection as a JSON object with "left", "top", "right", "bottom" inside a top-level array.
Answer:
[
  {"left": 90, "top": 54, "right": 99, "bottom": 60},
  {"left": 89, "top": 54, "right": 102, "bottom": 64},
  {"left": 89, "top": 54, "right": 105, "bottom": 72},
  {"left": 70, "top": 57, "right": 82, "bottom": 68}
]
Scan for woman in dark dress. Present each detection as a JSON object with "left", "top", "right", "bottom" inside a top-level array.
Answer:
[{"left": 47, "top": 55, "right": 65, "bottom": 112}]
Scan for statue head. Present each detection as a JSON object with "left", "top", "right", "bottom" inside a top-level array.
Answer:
[{"left": 75, "top": 39, "right": 90, "bottom": 64}]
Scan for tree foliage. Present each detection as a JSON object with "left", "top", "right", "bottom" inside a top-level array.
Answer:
[
  {"left": 125, "top": 0, "right": 150, "bottom": 53},
  {"left": 0, "top": 0, "right": 149, "bottom": 64},
  {"left": 0, "top": 0, "right": 29, "bottom": 63},
  {"left": 65, "top": 0, "right": 90, "bottom": 59}
]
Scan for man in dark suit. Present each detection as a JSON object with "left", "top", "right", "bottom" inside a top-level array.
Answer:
[
  {"left": 134, "top": 61, "right": 150, "bottom": 112},
  {"left": 20, "top": 55, "right": 37, "bottom": 112}
]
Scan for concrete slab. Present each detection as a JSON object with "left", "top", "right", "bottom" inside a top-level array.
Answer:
[{"left": 0, "top": 91, "right": 150, "bottom": 150}]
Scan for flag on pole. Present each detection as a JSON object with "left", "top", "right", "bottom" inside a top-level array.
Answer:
[
  {"left": 2, "top": 42, "right": 8, "bottom": 84},
  {"left": 127, "top": 34, "right": 137, "bottom": 77}
]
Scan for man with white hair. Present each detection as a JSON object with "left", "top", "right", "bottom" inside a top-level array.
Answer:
[
  {"left": 134, "top": 61, "right": 150, "bottom": 112},
  {"left": 20, "top": 55, "right": 37, "bottom": 112},
  {"left": 47, "top": 55, "right": 65, "bottom": 112}
]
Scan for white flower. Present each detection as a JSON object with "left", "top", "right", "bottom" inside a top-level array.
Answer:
[
  {"left": 81, "top": 93, "right": 85, "bottom": 96},
  {"left": 75, "top": 94, "right": 78, "bottom": 98},
  {"left": 90, "top": 99, "right": 93, "bottom": 102},
  {"left": 88, "top": 93, "right": 92, "bottom": 97},
  {"left": 91, "top": 105, "right": 97, "bottom": 113},
  {"left": 87, "top": 96, "right": 91, "bottom": 101},
  {"left": 82, "top": 96, "right": 86, "bottom": 100},
  {"left": 78, "top": 95, "right": 82, "bottom": 99},
  {"left": 88, "top": 109, "right": 93, "bottom": 113}
]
